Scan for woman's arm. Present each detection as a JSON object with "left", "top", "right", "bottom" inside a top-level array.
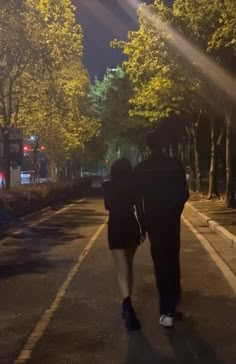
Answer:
[{"left": 103, "top": 182, "right": 110, "bottom": 211}]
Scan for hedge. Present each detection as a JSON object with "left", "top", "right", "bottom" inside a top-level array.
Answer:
[{"left": 0, "top": 178, "right": 91, "bottom": 220}]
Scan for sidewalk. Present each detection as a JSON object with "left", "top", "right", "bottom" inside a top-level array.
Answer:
[{"left": 187, "top": 193, "right": 236, "bottom": 247}]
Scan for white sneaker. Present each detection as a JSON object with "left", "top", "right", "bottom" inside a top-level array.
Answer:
[{"left": 159, "top": 315, "right": 174, "bottom": 328}]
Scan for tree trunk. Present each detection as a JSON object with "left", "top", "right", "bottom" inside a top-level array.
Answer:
[
  {"left": 179, "top": 143, "right": 184, "bottom": 164},
  {"left": 171, "top": 142, "right": 178, "bottom": 159},
  {"left": 185, "top": 131, "right": 195, "bottom": 191},
  {"left": 180, "top": 141, "right": 187, "bottom": 166},
  {"left": 49, "top": 160, "right": 56, "bottom": 182},
  {"left": 192, "top": 125, "right": 201, "bottom": 192},
  {"left": 208, "top": 118, "right": 219, "bottom": 199},
  {"left": 225, "top": 109, "right": 235, "bottom": 207},
  {"left": 3, "top": 130, "right": 10, "bottom": 190}
]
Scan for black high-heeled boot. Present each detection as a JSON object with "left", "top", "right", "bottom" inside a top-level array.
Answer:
[
  {"left": 122, "top": 297, "right": 141, "bottom": 331},
  {"left": 122, "top": 296, "right": 131, "bottom": 319}
]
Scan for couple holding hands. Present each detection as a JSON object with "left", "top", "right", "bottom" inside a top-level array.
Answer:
[{"left": 103, "top": 127, "right": 189, "bottom": 331}]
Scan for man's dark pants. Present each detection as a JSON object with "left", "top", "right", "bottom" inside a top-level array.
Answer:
[{"left": 148, "top": 210, "right": 182, "bottom": 316}]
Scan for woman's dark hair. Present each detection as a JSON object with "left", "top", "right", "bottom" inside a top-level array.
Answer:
[{"left": 110, "top": 158, "right": 132, "bottom": 181}]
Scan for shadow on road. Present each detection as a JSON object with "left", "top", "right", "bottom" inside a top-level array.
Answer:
[
  {"left": 124, "top": 288, "right": 235, "bottom": 364},
  {"left": 166, "top": 320, "right": 225, "bottom": 364},
  {"left": 125, "top": 332, "right": 167, "bottom": 364},
  {"left": 125, "top": 319, "right": 226, "bottom": 364},
  {"left": 0, "top": 202, "right": 107, "bottom": 280}
]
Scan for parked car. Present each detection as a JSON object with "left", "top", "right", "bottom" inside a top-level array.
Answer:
[
  {"left": 91, "top": 175, "right": 104, "bottom": 189},
  {"left": 21, "top": 171, "right": 31, "bottom": 184}
]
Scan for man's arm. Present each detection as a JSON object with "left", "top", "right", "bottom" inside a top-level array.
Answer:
[
  {"left": 176, "top": 160, "right": 189, "bottom": 203},
  {"left": 135, "top": 193, "right": 146, "bottom": 236}
]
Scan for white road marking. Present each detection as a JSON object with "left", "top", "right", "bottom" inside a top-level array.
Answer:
[
  {"left": 1, "top": 198, "right": 87, "bottom": 243},
  {"left": 14, "top": 217, "right": 107, "bottom": 364},
  {"left": 182, "top": 216, "right": 236, "bottom": 295}
]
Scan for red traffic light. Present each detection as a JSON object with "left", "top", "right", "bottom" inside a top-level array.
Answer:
[
  {"left": 104, "top": 159, "right": 109, "bottom": 164},
  {"left": 40, "top": 145, "right": 46, "bottom": 151},
  {"left": 23, "top": 145, "right": 30, "bottom": 152}
]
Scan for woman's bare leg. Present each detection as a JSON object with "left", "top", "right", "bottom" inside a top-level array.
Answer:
[
  {"left": 112, "top": 247, "right": 141, "bottom": 330},
  {"left": 112, "top": 246, "right": 138, "bottom": 298},
  {"left": 126, "top": 246, "right": 138, "bottom": 296},
  {"left": 112, "top": 249, "right": 130, "bottom": 298}
]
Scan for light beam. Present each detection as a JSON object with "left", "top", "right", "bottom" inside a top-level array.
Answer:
[{"left": 124, "top": 0, "right": 236, "bottom": 102}]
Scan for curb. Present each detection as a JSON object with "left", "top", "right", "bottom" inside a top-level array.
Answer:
[{"left": 185, "top": 202, "right": 236, "bottom": 248}]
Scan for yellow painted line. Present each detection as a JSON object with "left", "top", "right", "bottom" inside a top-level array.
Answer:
[
  {"left": 182, "top": 216, "right": 236, "bottom": 295},
  {"left": 14, "top": 217, "right": 107, "bottom": 364}
]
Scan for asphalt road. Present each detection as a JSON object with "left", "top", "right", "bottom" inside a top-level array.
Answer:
[{"left": 1, "top": 197, "right": 236, "bottom": 364}]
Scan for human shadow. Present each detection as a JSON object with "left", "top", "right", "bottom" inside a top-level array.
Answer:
[
  {"left": 125, "top": 317, "right": 227, "bottom": 364},
  {"left": 124, "top": 287, "right": 235, "bottom": 364},
  {"left": 4, "top": 207, "right": 106, "bottom": 243},
  {"left": 165, "top": 290, "right": 235, "bottom": 364},
  {"left": 166, "top": 321, "right": 225, "bottom": 364},
  {"left": 125, "top": 331, "right": 168, "bottom": 364}
]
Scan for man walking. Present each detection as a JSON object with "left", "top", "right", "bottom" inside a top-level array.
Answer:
[{"left": 134, "top": 127, "right": 189, "bottom": 328}]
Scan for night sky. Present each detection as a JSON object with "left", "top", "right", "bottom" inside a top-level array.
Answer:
[{"left": 76, "top": 1, "right": 153, "bottom": 80}]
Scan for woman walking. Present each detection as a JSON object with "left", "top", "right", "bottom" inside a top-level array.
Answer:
[{"left": 103, "top": 158, "right": 145, "bottom": 331}]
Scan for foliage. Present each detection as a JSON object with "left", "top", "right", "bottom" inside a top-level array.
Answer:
[
  {"left": 89, "top": 66, "right": 149, "bottom": 160},
  {"left": 111, "top": 0, "right": 236, "bottom": 203},
  {"left": 20, "top": 59, "right": 100, "bottom": 166},
  {"left": 208, "top": 0, "right": 236, "bottom": 51},
  {"left": 113, "top": 2, "right": 199, "bottom": 126},
  {"left": 0, "top": 0, "right": 46, "bottom": 129},
  {"left": 0, "top": 0, "right": 100, "bottom": 185},
  {"left": 0, "top": 178, "right": 91, "bottom": 218},
  {"left": 26, "top": 0, "right": 83, "bottom": 64}
]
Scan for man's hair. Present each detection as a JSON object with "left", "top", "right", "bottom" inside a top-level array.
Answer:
[
  {"left": 146, "top": 118, "right": 185, "bottom": 152},
  {"left": 110, "top": 158, "right": 132, "bottom": 181},
  {"left": 146, "top": 128, "right": 170, "bottom": 151}
]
